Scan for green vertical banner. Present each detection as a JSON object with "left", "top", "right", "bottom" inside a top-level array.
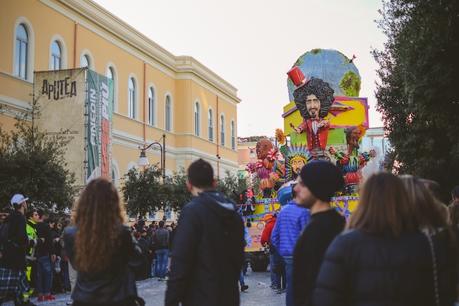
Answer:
[{"left": 85, "top": 69, "right": 113, "bottom": 182}]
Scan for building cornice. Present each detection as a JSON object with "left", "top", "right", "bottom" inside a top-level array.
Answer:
[
  {"left": 51, "top": 0, "right": 240, "bottom": 104},
  {"left": 0, "top": 94, "right": 32, "bottom": 112},
  {"left": 112, "top": 129, "right": 238, "bottom": 168}
]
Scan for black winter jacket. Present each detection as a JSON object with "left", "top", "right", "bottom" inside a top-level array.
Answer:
[
  {"left": 165, "top": 191, "right": 245, "bottom": 306},
  {"left": 293, "top": 209, "right": 345, "bottom": 306},
  {"left": 64, "top": 225, "right": 143, "bottom": 304},
  {"left": 313, "top": 228, "right": 458, "bottom": 306},
  {"left": 0, "top": 210, "right": 28, "bottom": 270},
  {"left": 35, "top": 222, "right": 53, "bottom": 258}
]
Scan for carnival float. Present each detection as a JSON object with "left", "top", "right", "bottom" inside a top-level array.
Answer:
[{"left": 242, "top": 49, "right": 376, "bottom": 271}]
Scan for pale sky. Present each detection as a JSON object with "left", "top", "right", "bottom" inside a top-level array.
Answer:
[{"left": 94, "top": 0, "right": 386, "bottom": 137}]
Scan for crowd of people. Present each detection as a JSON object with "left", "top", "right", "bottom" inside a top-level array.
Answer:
[
  {"left": 259, "top": 162, "right": 459, "bottom": 306},
  {"left": 0, "top": 201, "right": 73, "bottom": 305},
  {"left": 129, "top": 219, "right": 176, "bottom": 282},
  {"left": 1, "top": 158, "right": 459, "bottom": 306}
]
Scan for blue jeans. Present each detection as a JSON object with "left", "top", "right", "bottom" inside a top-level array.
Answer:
[
  {"left": 151, "top": 258, "right": 156, "bottom": 277},
  {"left": 271, "top": 250, "right": 286, "bottom": 289},
  {"left": 283, "top": 256, "right": 294, "bottom": 306},
  {"left": 155, "top": 249, "right": 169, "bottom": 278},
  {"left": 36, "top": 256, "right": 53, "bottom": 295}
]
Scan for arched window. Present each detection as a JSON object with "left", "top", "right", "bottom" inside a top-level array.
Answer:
[
  {"left": 106, "top": 66, "right": 116, "bottom": 111},
  {"left": 148, "top": 87, "right": 155, "bottom": 126},
  {"left": 80, "top": 54, "right": 91, "bottom": 68},
  {"left": 111, "top": 161, "right": 119, "bottom": 187},
  {"left": 231, "top": 120, "right": 236, "bottom": 150},
  {"left": 220, "top": 114, "right": 225, "bottom": 146},
  {"left": 106, "top": 66, "right": 114, "bottom": 81},
  {"left": 194, "top": 102, "right": 200, "bottom": 136},
  {"left": 50, "top": 40, "right": 62, "bottom": 70},
  {"left": 165, "top": 95, "right": 172, "bottom": 132},
  {"left": 15, "top": 24, "right": 29, "bottom": 79},
  {"left": 208, "top": 108, "right": 214, "bottom": 142},
  {"left": 128, "top": 77, "right": 136, "bottom": 119}
]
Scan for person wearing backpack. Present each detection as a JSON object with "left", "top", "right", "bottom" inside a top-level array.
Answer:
[
  {"left": 154, "top": 221, "right": 169, "bottom": 281},
  {"left": 0, "top": 194, "right": 36, "bottom": 306}
]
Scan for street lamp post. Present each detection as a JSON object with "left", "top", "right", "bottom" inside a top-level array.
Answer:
[{"left": 138, "top": 134, "right": 166, "bottom": 181}]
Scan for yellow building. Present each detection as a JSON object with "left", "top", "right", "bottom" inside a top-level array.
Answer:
[{"left": 0, "top": 0, "right": 240, "bottom": 189}]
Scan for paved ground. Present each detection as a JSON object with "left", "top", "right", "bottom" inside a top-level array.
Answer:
[{"left": 14, "top": 271, "right": 284, "bottom": 306}]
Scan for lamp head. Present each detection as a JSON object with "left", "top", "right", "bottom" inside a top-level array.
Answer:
[{"left": 138, "top": 149, "right": 149, "bottom": 167}]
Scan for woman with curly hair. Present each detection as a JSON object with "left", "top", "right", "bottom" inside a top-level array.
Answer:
[{"left": 64, "top": 178, "right": 143, "bottom": 306}]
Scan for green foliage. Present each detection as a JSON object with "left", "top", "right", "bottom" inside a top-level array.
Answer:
[
  {"left": 163, "top": 169, "right": 192, "bottom": 212},
  {"left": 339, "top": 71, "right": 361, "bottom": 97},
  {"left": 122, "top": 167, "right": 247, "bottom": 216},
  {"left": 0, "top": 114, "right": 76, "bottom": 210},
  {"left": 311, "top": 48, "right": 322, "bottom": 54},
  {"left": 217, "top": 170, "right": 248, "bottom": 204},
  {"left": 122, "top": 167, "right": 193, "bottom": 216},
  {"left": 374, "top": 0, "right": 459, "bottom": 201},
  {"left": 122, "top": 166, "right": 164, "bottom": 217}
]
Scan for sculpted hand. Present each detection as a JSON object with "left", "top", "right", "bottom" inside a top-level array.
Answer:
[
  {"left": 318, "top": 120, "right": 329, "bottom": 128},
  {"left": 329, "top": 146, "right": 336, "bottom": 155},
  {"left": 290, "top": 123, "right": 302, "bottom": 134}
]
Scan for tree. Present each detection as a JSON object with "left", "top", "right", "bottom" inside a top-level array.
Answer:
[
  {"left": 122, "top": 166, "right": 164, "bottom": 217},
  {"left": 122, "top": 167, "right": 247, "bottom": 218},
  {"left": 122, "top": 168, "right": 193, "bottom": 218},
  {"left": 0, "top": 114, "right": 76, "bottom": 210},
  {"left": 163, "top": 169, "right": 192, "bottom": 212},
  {"left": 374, "top": 0, "right": 459, "bottom": 201},
  {"left": 217, "top": 170, "right": 248, "bottom": 204}
]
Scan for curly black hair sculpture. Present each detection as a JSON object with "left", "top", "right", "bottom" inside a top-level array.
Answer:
[{"left": 293, "top": 77, "right": 335, "bottom": 119}]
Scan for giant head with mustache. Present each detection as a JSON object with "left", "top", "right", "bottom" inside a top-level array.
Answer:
[
  {"left": 291, "top": 77, "right": 335, "bottom": 156},
  {"left": 293, "top": 77, "right": 334, "bottom": 121}
]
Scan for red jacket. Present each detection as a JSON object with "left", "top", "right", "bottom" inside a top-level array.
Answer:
[
  {"left": 298, "top": 118, "right": 330, "bottom": 151},
  {"left": 260, "top": 218, "right": 276, "bottom": 246}
]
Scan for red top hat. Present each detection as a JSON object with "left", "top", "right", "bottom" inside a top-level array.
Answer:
[{"left": 287, "top": 66, "right": 308, "bottom": 87}]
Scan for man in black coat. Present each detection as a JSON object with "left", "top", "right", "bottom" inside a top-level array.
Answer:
[
  {"left": 292, "top": 161, "right": 345, "bottom": 306},
  {"left": 165, "top": 159, "right": 245, "bottom": 306},
  {"left": 0, "top": 194, "right": 34, "bottom": 305}
]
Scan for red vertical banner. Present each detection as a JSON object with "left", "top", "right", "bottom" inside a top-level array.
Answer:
[{"left": 100, "top": 82, "right": 110, "bottom": 178}]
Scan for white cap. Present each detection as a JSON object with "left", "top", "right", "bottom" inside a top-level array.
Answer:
[{"left": 10, "top": 194, "right": 29, "bottom": 206}]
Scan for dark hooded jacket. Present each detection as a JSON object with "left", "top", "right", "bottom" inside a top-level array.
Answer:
[{"left": 165, "top": 190, "right": 245, "bottom": 306}]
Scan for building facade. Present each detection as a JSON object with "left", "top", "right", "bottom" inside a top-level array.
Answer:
[
  {"left": 361, "top": 127, "right": 391, "bottom": 156},
  {"left": 0, "top": 0, "right": 240, "bottom": 187}
]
